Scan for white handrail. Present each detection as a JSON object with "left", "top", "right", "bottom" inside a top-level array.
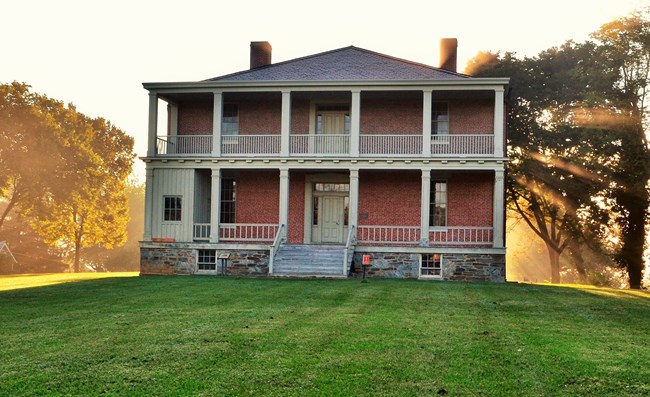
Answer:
[
  {"left": 193, "top": 223, "right": 211, "bottom": 241},
  {"left": 343, "top": 225, "right": 356, "bottom": 275},
  {"left": 357, "top": 225, "right": 421, "bottom": 245},
  {"left": 290, "top": 134, "right": 350, "bottom": 155},
  {"left": 219, "top": 223, "right": 279, "bottom": 242},
  {"left": 269, "top": 224, "right": 285, "bottom": 275},
  {"left": 356, "top": 225, "right": 493, "bottom": 246},
  {"left": 221, "top": 134, "right": 281, "bottom": 155},
  {"left": 156, "top": 135, "right": 212, "bottom": 155},
  {"left": 360, "top": 134, "right": 422, "bottom": 155}
]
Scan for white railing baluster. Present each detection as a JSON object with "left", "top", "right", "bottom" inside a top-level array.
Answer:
[{"left": 218, "top": 223, "right": 278, "bottom": 242}]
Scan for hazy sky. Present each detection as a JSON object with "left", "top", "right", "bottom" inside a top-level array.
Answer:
[{"left": 2, "top": 0, "right": 645, "bottom": 180}]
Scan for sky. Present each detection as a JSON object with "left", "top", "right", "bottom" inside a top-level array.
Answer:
[{"left": 1, "top": 0, "right": 646, "bottom": 181}]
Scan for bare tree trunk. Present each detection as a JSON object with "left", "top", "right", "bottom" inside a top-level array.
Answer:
[
  {"left": 546, "top": 244, "right": 561, "bottom": 284},
  {"left": 568, "top": 242, "right": 588, "bottom": 283}
]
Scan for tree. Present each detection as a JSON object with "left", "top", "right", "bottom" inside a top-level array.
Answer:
[
  {"left": 468, "top": 9, "right": 650, "bottom": 288},
  {"left": 0, "top": 82, "right": 135, "bottom": 272}
]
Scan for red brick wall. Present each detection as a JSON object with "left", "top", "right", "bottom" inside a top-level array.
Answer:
[
  {"left": 358, "top": 171, "right": 421, "bottom": 226},
  {"left": 238, "top": 94, "right": 281, "bottom": 135},
  {"left": 291, "top": 97, "right": 310, "bottom": 134},
  {"left": 288, "top": 171, "right": 305, "bottom": 243},
  {"left": 447, "top": 172, "right": 493, "bottom": 226},
  {"left": 235, "top": 170, "right": 279, "bottom": 224},
  {"left": 449, "top": 98, "right": 494, "bottom": 134},
  {"left": 178, "top": 100, "right": 212, "bottom": 134},
  {"left": 361, "top": 92, "right": 422, "bottom": 134}
]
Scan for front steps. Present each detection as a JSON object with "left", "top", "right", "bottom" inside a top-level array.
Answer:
[{"left": 272, "top": 244, "right": 348, "bottom": 277}]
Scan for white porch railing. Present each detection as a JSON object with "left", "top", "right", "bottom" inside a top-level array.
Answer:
[
  {"left": 221, "top": 134, "right": 281, "bottom": 155},
  {"left": 219, "top": 223, "right": 279, "bottom": 242},
  {"left": 290, "top": 134, "right": 350, "bottom": 155},
  {"left": 360, "top": 135, "right": 422, "bottom": 155},
  {"left": 431, "top": 134, "right": 494, "bottom": 156},
  {"left": 429, "top": 227, "right": 493, "bottom": 245},
  {"left": 193, "top": 223, "right": 211, "bottom": 241},
  {"left": 156, "top": 135, "right": 212, "bottom": 155},
  {"left": 268, "top": 224, "right": 285, "bottom": 274},
  {"left": 357, "top": 226, "right": 421, "bottom": 245}
]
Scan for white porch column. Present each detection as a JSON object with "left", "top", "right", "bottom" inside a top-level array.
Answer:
[
  {"left": 209, "top": 168, "right": 221, "bottom": 243},
  {"left": 420, "top": 169, "right": 431, "bottom": 246},
  {"left": 493, "top": 169, "right": 505, "bottom": 248},
  {"left": 212, "top": 91, "right": 223, "bottom": 157},
  {"left": 147, "top": 92, "right": 158, "bottom": 157},
  {"left": 279, "top": 168, "right": 290, "bottom": 236},
  {"left": 281, "top": 91, "right": 291, "bottom": 156},
  {"left": 422, "top": 90, "right": 432, "bottom": 157},
  {"left": 349, "top": 169, "right": 359, "bottom": 229},
  {"left": 494, "top": 88, "right": 505, "bottom": 158},
  {"left": 143, "top": 167, "right": 154, "bottom": 241},
  {"left": 350, "top": 90, "right": 361, "bottom": 157}
]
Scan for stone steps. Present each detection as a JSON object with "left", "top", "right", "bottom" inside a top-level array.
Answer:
[{"left": 272, "top": 244, "right": 348, "bottom": 277}]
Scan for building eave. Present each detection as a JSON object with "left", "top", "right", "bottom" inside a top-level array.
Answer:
[{"left": 142, "top": 78, "right": 510, "bottom": 93}]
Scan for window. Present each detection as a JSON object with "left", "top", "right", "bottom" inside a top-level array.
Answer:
[
  {"left": 432, "top": 102, "right": 449, "bottom": 135},
  {"left": 222, "top": 104, "right": 238, "bottom": 135},
  {"left": 421, "top": 254, "right": 442, "bottom": 277},
  {"left": 163, "top": 196, "right": 182, "bottom": 222},
  {"left": 429, "top": 181, "right": 447, "bottom": 227},
  {"left": 313, "top": 196, "right": 319, "bottom": 226},
  {"left": 314, "top": 183, "right": 349, "bottom": 192},
  {"left": 198, "top": 249, "right": 216, "bottom": 271},
  {"left": 221, "top": 178, "right": 236, "bottom": 224}
]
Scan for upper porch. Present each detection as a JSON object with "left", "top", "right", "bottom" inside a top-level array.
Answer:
[{"left": 145, "top": 83, "right": 506, "bottom": 161}]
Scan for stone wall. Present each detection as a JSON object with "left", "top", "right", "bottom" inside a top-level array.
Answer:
[
  {"left": 140, "top": 245, "right": 269, "bottom": 276},
  {"left": 352, "top": 251, "right": 505, "bottom": 282}
]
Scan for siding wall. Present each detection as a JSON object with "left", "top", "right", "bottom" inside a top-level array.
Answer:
[{"left": 152, "top": 168, "right": 195, "bottom": 242}]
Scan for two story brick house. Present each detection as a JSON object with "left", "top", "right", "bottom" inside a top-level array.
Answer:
[{"left": 140, "top": 40, "right": 508, "bottom": 281}]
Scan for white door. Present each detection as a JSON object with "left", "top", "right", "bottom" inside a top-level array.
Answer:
[
  {"left": 320, "top": 196, "right": 344, "bottom": 243},
  {"left": 318, "top": 112, "right": 347, "bottom": 154}
]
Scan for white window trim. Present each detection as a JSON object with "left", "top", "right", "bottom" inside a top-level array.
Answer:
[
  {"left": 430, "top": 179, "right": 448, "bottom": 228},
  {"left": 196, "top": 249, "right": 219, "bottom": 274},
  {"left": 419, "top": 253, "right": 443, "bottom": 279},
  {"left": 431, "top": 101, "right": 450, "bottom": 141},
  {"left": 162, "top": 195, "right": 183, "bottom": 223}
]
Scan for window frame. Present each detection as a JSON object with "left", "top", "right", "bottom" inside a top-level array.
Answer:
[
  {"left": 197, "top": 249, "right": 217, "bottom": 271},
  {"left": 420, "top": 253, "right": 443, "bottom": 278},
  {"left": 431, "top": 101, "right": 450, "bottom": 144},
  {"left": 162, "top": 195, "right": 182, "bottom": 223},
  {"left": 220, "top": 178, "right": 236, "bottom": 224},
  {"left": 429, "top": 180, "right": 447, "bottom": 228},
  {"left": 221, "top": 103, "right": 239, "bottom": 140}
]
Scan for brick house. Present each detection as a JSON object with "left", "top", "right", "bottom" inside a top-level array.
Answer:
[{"left": 140, "top": 40, "right": 508, "bottom": 281}]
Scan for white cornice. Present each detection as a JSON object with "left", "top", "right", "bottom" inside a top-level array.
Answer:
[{"left": 142, "top": 78, "right": 510, "bottom": 93}]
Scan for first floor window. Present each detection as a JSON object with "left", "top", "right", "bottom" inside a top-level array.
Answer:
[
  {"left": 198, "top": 250, "right": 216, "bottom": 270},
  {"left": 221, "top": 178, "right": 236, "bottom": 223},
  {"left": 421, "top": 254, "right": 442, "bottom": 277},
  {"left": 163, "top": 196, "right": 182, "bottom": 222},
  {"left": 430, "top": 181, "right": 447, "bottom": 227}
]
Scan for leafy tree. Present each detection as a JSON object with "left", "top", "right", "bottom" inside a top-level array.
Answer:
[
  {"left": 0, "top": 82, "right": 135, "bottom": 272},
  {"left": 468, "top": 9, "right": 650, "bottom": 288}
]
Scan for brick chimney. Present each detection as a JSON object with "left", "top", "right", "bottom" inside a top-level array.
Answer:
[
  {"left": 250, "top": 41, "right": 272, "bottom": 69},
  {"left": 439, "top": 38, "right": 458, "bottom": 73}
]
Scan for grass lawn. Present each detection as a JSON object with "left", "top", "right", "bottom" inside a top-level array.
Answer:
[{"left": 1, "top": 275, "right": 648, "bottom": 396}]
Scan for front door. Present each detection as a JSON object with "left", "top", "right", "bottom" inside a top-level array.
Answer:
[
  {"left": 320, "top": 196, "right": 344, "bottom": 243},
  {"left": 317, "top": 110, "right": 349, "bottom": 154}
]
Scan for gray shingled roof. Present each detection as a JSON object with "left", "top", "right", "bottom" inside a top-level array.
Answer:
[{"left": 207, "top": 46, "right": 469, "bottom": 82}]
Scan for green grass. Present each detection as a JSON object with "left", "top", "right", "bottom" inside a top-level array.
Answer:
[{"left": 1, "top": 276, "right": 648, "bottom": 396}]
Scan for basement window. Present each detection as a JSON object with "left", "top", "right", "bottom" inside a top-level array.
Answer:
[
  {"left": 198, "top": 249, "right": 217, "bottom": 271},
  {"left": 421, "top": 254, "right": 442, "bottom": 278}
]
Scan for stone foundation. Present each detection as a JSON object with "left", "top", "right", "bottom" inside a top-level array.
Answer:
[
  {"left": 352, "top": 251, "right": 505, "bottom": 282},
  {"left": 140, "top": 245, "right": 269, "bottom": 276}
]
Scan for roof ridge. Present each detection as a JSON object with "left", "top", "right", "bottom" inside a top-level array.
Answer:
[{"left": 349, "top": 46, "right": 470, "bottom": 78}]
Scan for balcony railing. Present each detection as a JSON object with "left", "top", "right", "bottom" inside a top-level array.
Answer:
[
  {"left": 156, "top": 135, "right": 212, "bottom": 155},
  {"left": 357, "top": 225, "right": 493, "bottom": 246},
  {"left": 357, "top": 226, "right": 421, "bottom": 245},
  {"left": 430, "top": 134, "right": 494, "bottom": 156},
  {"left": 193, "top": 223, "right": 211, "bottom": 241},
  {"left": 429, "top": 227, "right": 493, "bottom": 245},
  {"left": 219, "top": 223, "right": 279, "bottom": 242},
  {"left": 221, "top": 134, "right": 281, "bottom": 155},
  {"left": 360, "top": 135, "right": 422, "bottom": 155},
  {"left": 154, "top": 134, "right": 495, "bottom": 157},
  {"left": 290, "top": 134, "right": 350, "bottom": 155}
]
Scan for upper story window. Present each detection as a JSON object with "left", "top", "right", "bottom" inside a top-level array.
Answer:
[
  {"left": 163, "top": 196, "right": 182, "bottom": 222},
  {"left": 220, "top": 178, "right": 236, "bottom": 223},
  {"left": 429, "top": 181, "right": 447, "bottom": 227},
  {"left": 222, "top": 104, "right": 239, "bottom": 135},
  {"left": 432, "top": 102, "right": 449, "bottom": 135}
]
